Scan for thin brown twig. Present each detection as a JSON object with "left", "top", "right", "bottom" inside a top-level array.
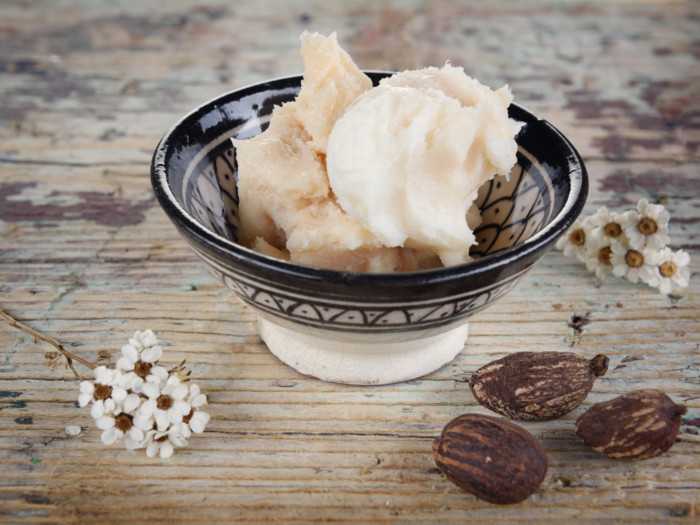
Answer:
[{"left": 0, "top": 308, "right": 97, "bottom": 380}]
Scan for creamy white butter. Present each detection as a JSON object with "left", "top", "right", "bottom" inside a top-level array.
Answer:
[{"left": 327, "top": 64, "right": 522, "bottom": 266}]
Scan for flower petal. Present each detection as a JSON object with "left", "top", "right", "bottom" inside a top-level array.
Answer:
[
  {"left": 142, "top": 382, "right": 161, "bottom": 400},
  {"left": 149, "top": 366, "right": 169, "bottom": 383},
  {"left": 612, "top": 265, "right": 627, "bottom": 278},
  {"left": 141, "top": 345, "right": 162, "bottom": 364},
  {"left": 190, "top": 393, "right": 207, "bottom": 408},
  {"left": 168, "top": 409, "right": 184, "bottom": 426},
  {"left": 141, "top": 330, "right": 158, "bottom": 348},
  {"left": 159, "top": 441, "right": 174, "bottom": 458},
  {"left": 121, "top": 373, "right": 144, "bottom": 393},
  {"left": 146, "top": 441, "right": 159, "bottom": 458},
  {"left": 121, "top": 343, "right": 139, "bottom": 363},
  {"left": 628, "top": 234, "right": 645, "bottom": 251},
  {"left": 94, "top": 366, "right": 112, "bottom": 384},
  {"left": 103, "top": 398, "right": 117, "bottom": 416},
  {"left": 90, "top": 399, "right": 105, "bottom": 419},
  {"left": 78, "top": 393, "right": 93, "bottom": 408},
  {"left": 139, "top": 399, "right": 157, "bottom": 418},
  {"left": 169, "top": 433, "right": 188, "bottom": 448},
  {"left": 659, "top": 279, "right": 673, "bottom": 295},
  {"left": 123, "top": 393, "right": 141, "bottom": 413},
  {"left": 124, "top": 435, "right": 140, "bottom": 450},
  {"left": 101, "top": 427, "right": 121, "bottom": 445},
  {"left": 133, "top": 414, "right": 154, "bottom": 431},
  {"left": 171, "top": 384, "right": 189, "bottom": 401},
  {"left": 674, "top": 250, "right": 690, "bottom": 267},
  {"left": 111, "top": 386, "right": 127, "bottom": 403},
  {"left": 155, "top": 409, "right": 170, "bottom": 431},
  {"left": 128, "top": 426, "right": 144, "bottom": 443},
  {"left": 116, "top": 356, "right": 135, "bottom": 372},
  {"left": 173, "top": 400, "right": 191, "bottom": 417},
  {"left": 96, "top": 415, "right": 115, "bottom": 430},
  {"left": 190, "top": 411, "right": 210, "bottom": 434}
]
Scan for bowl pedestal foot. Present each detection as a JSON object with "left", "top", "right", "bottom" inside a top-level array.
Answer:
[{"left": 258, "top": 317, "right": 469, "bottom": 385}]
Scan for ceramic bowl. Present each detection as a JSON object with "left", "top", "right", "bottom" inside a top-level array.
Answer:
[{"left": 151, "top": 72, "right": 588, "bottom": 385}]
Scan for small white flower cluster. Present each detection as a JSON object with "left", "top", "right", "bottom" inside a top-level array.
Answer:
[
  {"left": 78, "top": 330, "right": 210, "bottom": 458},
  {"left": 556, "top": 199, "right": 691, "bottom": 295}
]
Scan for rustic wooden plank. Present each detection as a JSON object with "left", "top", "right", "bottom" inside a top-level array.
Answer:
[{"left": 1, "top": 0, "right": 699, "bottom": 522}]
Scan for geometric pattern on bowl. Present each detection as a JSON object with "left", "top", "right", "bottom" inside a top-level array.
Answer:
[{"left": 152, "top": 72, "right": 587, "bottom": 337}]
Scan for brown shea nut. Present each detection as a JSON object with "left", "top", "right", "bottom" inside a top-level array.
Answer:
[
  {"left": 469, "top": 352, "right": 609, "bottom": 421},
  {"left": 432, "top": 413, "right": 548, "bottom": 504},
  {"left": 575, "top": 389, "right": 687, "bottom": 460}
]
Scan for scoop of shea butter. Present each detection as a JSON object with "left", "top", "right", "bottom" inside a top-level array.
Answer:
[{"left": 326, "top": 64, "right": 522, "bottom": 266}]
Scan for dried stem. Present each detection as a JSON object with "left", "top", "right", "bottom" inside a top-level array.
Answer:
[
  {"left": 0, "top": 308, "right": 97, "bottom": 380},
  {"left": 169, "top": 359, "right": 190, "bottom": 383}
]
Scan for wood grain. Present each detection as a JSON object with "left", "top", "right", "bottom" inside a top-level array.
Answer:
[{"left": 1, "top": 0, "right": 698, "bottom": 522}]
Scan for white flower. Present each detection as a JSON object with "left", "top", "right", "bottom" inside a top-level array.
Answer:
[
  {"left": 587, "top": 206, "right": 631, "bottom": 244},
  {"left": 647, "top": 247, "right": 691, "bottom": 295},
  {"left": 116, "top": 330, "right": 168, "bottom": 393},
  {"left": 623, "top": 199, "right": 671, "bottom": 251},
  {"left": 95, "top": 393, "right": 153, "bottom": 449},
  {"left": 78, "top": 366, "right": 127, "bottom": 419},
  {"left": 143, "top": 423, "right": 189, "bottom": 459},
  {"left": 610, "top": 242, "right": 659, "bottom": 284},
  {"left": 182, "top": 383, "right": 210, "bottom": 435},
  {"left": 556, "top": 218, "right": 591, "bottom": 262},
  {"left": 139, "top": 376, "right": 191, "bottom": 431},
  {"left": 584, "top": 234, "right": 616, "bottom": 280}
]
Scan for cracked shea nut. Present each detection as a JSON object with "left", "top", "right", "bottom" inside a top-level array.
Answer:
[
  {"left": 432, "top": 413, "right": 548, "bottom": 504},
  {"left": 469, "top": 352, "right": 609, "bottom": 420},
  {"left": 575, "top": 389, "right": 687, "bottom": 460}
]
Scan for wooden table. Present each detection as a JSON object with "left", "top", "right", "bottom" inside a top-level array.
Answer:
[{"left": 1, "top": 1, "right": 698, "bottom": 522}]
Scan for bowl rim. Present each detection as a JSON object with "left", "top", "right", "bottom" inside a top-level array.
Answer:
[{"left": 151, "top": 73, "right": 588, "bottom": 288}]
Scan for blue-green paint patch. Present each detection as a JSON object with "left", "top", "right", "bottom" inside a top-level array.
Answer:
[
  {"left": 30, "top": 458, "right": 42, "bottom": 464},
  {"left": 0, "top": 390, "right": 23, "bottom": 399}
]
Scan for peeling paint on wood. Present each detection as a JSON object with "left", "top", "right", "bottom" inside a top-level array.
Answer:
[{"left": 0, "top": 0, "right": 698, "bottom": 522}]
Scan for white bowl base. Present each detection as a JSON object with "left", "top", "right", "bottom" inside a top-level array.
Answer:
[{"left": 258, "top": 317, "right": 469, "bottom": 385}]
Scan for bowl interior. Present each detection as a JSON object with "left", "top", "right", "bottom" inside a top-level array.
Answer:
[{"left": 160, "top": 73, "right": 579, "bottom": 267}]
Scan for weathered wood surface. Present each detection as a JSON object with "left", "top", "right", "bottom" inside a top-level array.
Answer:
[{"left": 1, "top": 0, "right": 698, "bottom": 522}]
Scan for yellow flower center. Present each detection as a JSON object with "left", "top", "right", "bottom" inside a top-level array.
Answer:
[
  {"left": 114, "top": 413, "right": 133, "bottom": 432},
  {"left": 157, "top": 394, "right": 174, "bottom": 411},
  {"left": 625, "top": 250, "right": 644, "bottom": 268},
  {"left": 604, "top": 222, "right": 622, "bottom": 238},
  {"left": 93, "top": 384, "right": 113, "bottom": 401},
  {"left": 569, "top": 228, "right": 585, "bottom": 246},
  {"left": 134, "top": 360, "right": 152, "bottom": 379},
  {"left": 598, "top": 246, "right": 612, "bottom": 265},
  {"left": 638, "top": 217, "right": 658, "bottom": 236},
  {"left": 659, "top": 261, "right": 676, "bottom": 278}
]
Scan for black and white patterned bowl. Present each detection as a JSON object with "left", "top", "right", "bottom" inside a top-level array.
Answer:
[{"left": 151, "top": 72, "right": 588, "bottom": 385}]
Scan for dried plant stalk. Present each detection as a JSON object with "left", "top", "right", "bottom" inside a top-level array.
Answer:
[{"left": 0, "top": 308, "right": 97, "bottom": 380}]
